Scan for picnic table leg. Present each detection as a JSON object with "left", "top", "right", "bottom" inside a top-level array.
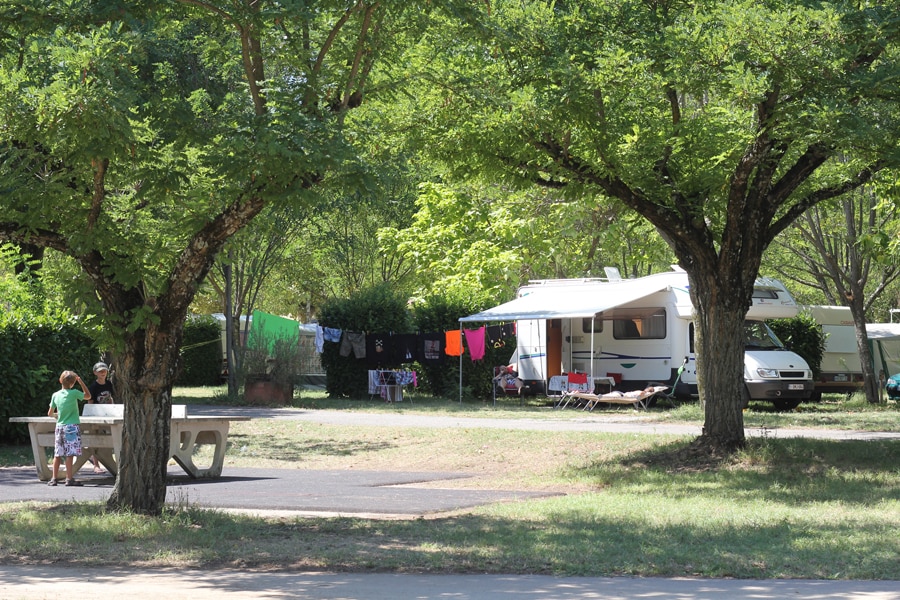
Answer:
[
  {"left": 27, "top": 423, "right": 53, "bottom": 481},
  {"left": 169, "top": 422, "right": 230, "bottom": 478}
]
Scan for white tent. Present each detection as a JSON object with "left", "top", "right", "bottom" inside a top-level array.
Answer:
[{"left": 866, "top": 323, "right": 900, "bottom": 378}]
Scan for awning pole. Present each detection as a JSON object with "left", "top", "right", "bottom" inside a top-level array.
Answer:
[
  {"left": 590, "top": 315, "right": 596, "bottom": 381},
  {"left": 458, "top": 322, "right": 463, "bottom": 403}
]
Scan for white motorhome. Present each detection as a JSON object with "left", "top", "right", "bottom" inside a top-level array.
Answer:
[
  {"left": 804, "top": 306, "right": 900, "bottom": 399},
  {"left": 804, "top": 306, "right": 864, "bottom": 399},
  {"left": 462, "top": 268, "right": 814, "bottom": 410}
]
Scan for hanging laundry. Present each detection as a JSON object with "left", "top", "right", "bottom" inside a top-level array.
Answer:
[
  {"left": 419, "top": 332, "right": 445, "bottom": 363},
  {"left": 445, "top": 329, "right": 463, "bottom": 357},
  {"left": 315, "top": 325, "right": 325, "bottom": 353},
  {"left": 486, "top": 325, "right": 504, "bottom": 348},
  {"left": 323, "top": 327, "right": 342, "bottom": 343},
  {"left": 366, "top": 332, "right": 394, "bottom": 368},
  {"left": 367, "top": 370, "right": 381, "bottom": 395},
  {"left": 339, "top": 331, "right": 366, "bottom": 358},
  {"left": 395, "top": 371, "right": 415, "bottom": 386},
  {"left": 500, "top": 322, "right": 515, "bottom": 338},
  {"left": 464, "top": 326, "right": 486, "bottom": 361},
  {"left": 393, "top": 333, "right": 418, "bottom": 365}
]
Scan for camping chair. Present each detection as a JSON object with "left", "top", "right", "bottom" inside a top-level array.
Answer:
[
  {"left": 569, "top": 385, "right": 670, "bottom": 411},
  {"left": 492, "top": 366, "right": 523, "bottom": 405},
  {"left": 556, "top": 372, "right": 593, "bottom": 409}
]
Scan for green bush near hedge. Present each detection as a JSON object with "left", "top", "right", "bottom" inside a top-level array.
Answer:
[
  {"left": 318, "top": 285, "right": 507, "bottom": 401},
  {"left": 0, "top": 321, "right": 97, "bottom": 443},
  {"left": 176, "top": 315, "right": 223, "bottom": 387},
  {"left": 0, "top": 272, "right": 99, "bottom": 443},
  {"left": 318, "top": 284, "right": 414, "bottom": 398},
  {"left": 770, "top": 312, "right": 826, "bottom": 378}
]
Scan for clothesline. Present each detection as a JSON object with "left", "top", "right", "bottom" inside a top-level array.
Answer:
[{"left": 314, "top": 323, "right": 515, "bottom": 366}]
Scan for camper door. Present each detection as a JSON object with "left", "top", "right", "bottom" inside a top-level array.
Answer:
[{"left": 515, "top": 319, "right": 548, "bottom": 382}]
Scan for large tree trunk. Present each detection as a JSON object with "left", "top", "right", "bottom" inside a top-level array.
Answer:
[
  {"left": 106, "top": 324, "right": 182, "bottom": 515},
  {"left": 686, "top": 271, "right": 752, "bottom": 451}
]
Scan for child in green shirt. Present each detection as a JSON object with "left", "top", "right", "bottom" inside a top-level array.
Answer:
[{"left": 47, "top": 370, "right": 91, "bottom": 486}]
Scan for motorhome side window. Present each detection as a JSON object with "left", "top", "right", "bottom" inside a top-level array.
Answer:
[
  {"left": 752, "top": 288, "right": 778, "bottom": 299},
  {"left": 612, "top": 309, "right": 666, "bottom": 340},
  {"left": 581, "top": 318, "right": 602, "bottom": 334}
]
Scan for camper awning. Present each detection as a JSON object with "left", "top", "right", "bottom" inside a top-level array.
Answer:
[{"left": 459, "top": 281, "right": 670, "bottom": 323}]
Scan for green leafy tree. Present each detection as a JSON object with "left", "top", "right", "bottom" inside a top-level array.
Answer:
[
  {"left": 199, "top": 204, "right": 310, "bottom": 398},
  {"left": 416, "top": 1, "right": 900, "bottom": 450},
  {"left": 769, "top": 183, "right": 900, "bottom": 402},
  {"left": 380, "top": 181, "right": 676, "bottom": 303},
  {"left": 0, "top": 1, "right": 455, "bottom": 514}
]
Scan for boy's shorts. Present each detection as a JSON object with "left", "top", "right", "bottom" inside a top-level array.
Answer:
[{"left": 54, "top": 424, "right": 82, "bottom": 458}]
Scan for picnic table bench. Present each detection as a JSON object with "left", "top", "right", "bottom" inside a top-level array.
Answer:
[{"left": 9, "top": 404, "right": 249, "bottom": 482}]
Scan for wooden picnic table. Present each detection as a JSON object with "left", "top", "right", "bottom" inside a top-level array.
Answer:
[{"left": 9, "top": 404, "right": 249, "bottom": 482}]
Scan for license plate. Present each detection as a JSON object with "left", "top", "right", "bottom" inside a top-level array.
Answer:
[{"left": 788, "top": 384, "right": 804, "bottom": 390}]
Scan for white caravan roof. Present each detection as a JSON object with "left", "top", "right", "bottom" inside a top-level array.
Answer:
[
  {"left": 459, "top": 271, "right": 686, "bottom": 323},
  {"left": 459, "top": 270, "right": 798, "bottom": 323},
  {"left": 866, "top": 323, "right": 900, "bottom": 340}
]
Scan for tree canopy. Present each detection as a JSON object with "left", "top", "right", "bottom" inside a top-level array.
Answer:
[
  {"left": 409, "top": 0, "right": 900, "bottom": 448},
  {"left": 0, "top": 0, "right": 459, "bottom": 514},
  {"left": 1, "top": 0, "right": 899, "bottom": 511}
]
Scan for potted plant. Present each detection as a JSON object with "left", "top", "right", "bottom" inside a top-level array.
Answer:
[{"left": 241, "top": 337, "right": 301, "bottom": 405}]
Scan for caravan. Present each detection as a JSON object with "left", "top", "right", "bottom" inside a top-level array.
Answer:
[
  {"left": 462, "top": 269, "right": 813, "bottom": 410},
  {"left": 804, "top": 306, "right": 864, "bottom": 399},
  {"left": 805, "top": 306, "right": 900, "bottom": 399}
]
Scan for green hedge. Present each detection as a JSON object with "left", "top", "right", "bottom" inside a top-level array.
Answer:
[
  {"left": 0, "top": 321, "right": 97, "bottom": 443},
  {"left": 412, "top": 292, "right": 509, "bottom": 400},
  {"left": 176, "top": 315, "right": 223, "bottom": 386},
  {"left": 319, "top": 284, "right": 414, "bottom": 398},
  {"left": 318, "top": 285, "right": 510, "bottom": 401},
  {"left": 770, "top": 312, "right": 826, "bottom": 378}
]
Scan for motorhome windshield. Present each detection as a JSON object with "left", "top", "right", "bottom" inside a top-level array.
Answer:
[{"left": 744, "top": 321, "right": 784, "bottom": 350}]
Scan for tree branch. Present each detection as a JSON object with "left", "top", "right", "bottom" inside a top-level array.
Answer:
[
  {"left": 769, "top": 159, "right": 886, "bottom": 240},
  {"left": 88, "top": 157, "right": 108, "bottom": 231}
]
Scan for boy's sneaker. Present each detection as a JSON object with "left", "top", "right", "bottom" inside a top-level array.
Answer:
[
  {"left": 65, "top": 479, "right": 82, "bottom": 487},
  {"left": 47, "top": 480, "right": 57, "bottom": 486}
]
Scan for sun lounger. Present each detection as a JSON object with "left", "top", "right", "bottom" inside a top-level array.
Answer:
[{"left": 561, "top": 386, "right": 669, "bottom": 410}]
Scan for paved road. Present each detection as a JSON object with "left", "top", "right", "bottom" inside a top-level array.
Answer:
[
  {"left": 3, "top": 406, "right": 898, "bottom": 599},
  {"left": 1, "top": 565, "right": 898, "bottom": 600}
]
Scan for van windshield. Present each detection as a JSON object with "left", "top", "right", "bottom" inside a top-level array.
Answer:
[{"left": 743, "top": 321, "right": 784, "bottom": 350}]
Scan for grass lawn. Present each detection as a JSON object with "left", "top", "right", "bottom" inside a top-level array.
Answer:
[{"left": 0, "top": 388, "right": 897, "bottom": 579}]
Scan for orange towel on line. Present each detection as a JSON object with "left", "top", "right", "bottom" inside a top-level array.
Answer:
[{"left": 445, "top": 329, "right": 462, "bottom": 357}]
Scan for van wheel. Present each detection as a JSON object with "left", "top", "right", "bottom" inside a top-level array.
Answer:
[
  {"left": 740, "top": 386, "right": 750, "bottom": 410},
  {"left": 772, "top": 398, "right": 802, "bottom": 411}
]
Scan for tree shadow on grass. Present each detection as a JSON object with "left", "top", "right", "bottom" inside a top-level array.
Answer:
[
  {"left": 226, "top": 432, "right": 395, "bottom": 462},
  {"left": 568, "top": 437, "right": 900, "bottom": 507}
]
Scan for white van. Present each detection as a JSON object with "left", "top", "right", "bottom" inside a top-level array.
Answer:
[{"left": 462, "top": 269, "right": 813, "bottom": 410}]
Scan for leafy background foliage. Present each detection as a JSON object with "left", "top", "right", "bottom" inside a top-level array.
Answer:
[
  {"left": 0, "top": 274, "right": 97, "bottom": 442},
  {"left": 175, "top": 315, "right": 222, "bottom": 387}
]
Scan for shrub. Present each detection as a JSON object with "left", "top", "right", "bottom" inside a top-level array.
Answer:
[
  {"left": 318, "top": 284, "right": 414, "bottom": 398},
  {"left": 412, "top": 290, "right": 505, "bottom": 400},
  {"left": 0, "top": 321, "right": 97, "bottom": 443},
  {"left": 770, "top": 312, "right": 826, "bottom": 378},
  {"left": 0, "top": 271, "right": 99, "bottom": 442},
  {"left": 176, "top": 315, "right": 223, "bottom": 386}
]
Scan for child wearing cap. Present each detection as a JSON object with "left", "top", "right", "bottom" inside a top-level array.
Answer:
[
  {"left": 87, "top": 362, "right": 114, "bottom": 473},
  {"left": 88, "top": 362, "right": 114, "bottom": 405}
]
